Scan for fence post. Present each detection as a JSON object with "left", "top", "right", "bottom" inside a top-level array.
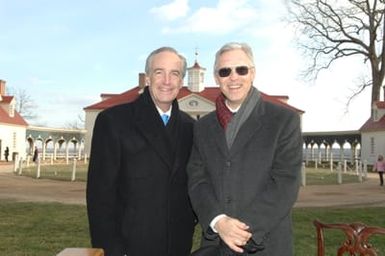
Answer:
[
  {"left": 315, "top": 160, "right": 318, "bottom": 169},
  {"left": 18, "top": 157, "right": 23, "bottom": 175},
  {"left": 50, "top": 154, "right": 54, "bottom": 165},
  {"left": 358, "top": 162, "right": 363, "bottom": 183},
  {"left": 36, "top": 157, "right": 41, "bottom": 179},
  {"left": 355, "top": 159, "right": 359, "bottom": 176},
  {"left": 84, "top": 154, "right": 88, "bottom": 164},
  {"left": 26, "top": 155, "right": 30, "bottom": 167},
  {"left": 330, "top": 153, "right": 333, "bottom": 172},
  {"left": 71, "top": 158, "right": 77, "bottom": 181},
  {"left": 301, "top": 162, "right": 306, "bottom": 187},
  {"left": 344, "top": 160, "right": 347, "bottom": 173},
  {"left": 363, "top": 160, "right": 367, "bottom": 179},
  {"left": 337, "top": 162, "right": 342, "bottom": 184},
  {"left": 13, "top": 154, "right": 19, "bottom": 173}
]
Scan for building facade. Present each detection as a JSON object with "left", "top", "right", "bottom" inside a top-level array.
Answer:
[
  {"left": 84, "top": 61, "right": 305, "bottom": 155},
  {"left": 0, "top": 80, "right": 28, "bottom": 161},
  {"left": 360, "top": 95, "right": 385, "bottom": 164}
]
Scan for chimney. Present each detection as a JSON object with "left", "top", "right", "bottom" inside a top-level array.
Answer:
[
  {"left": 0, "top": 80, "right": 5, "bottom": 96},
  {"left": 138, "top": 73, "right": 146, "bottom": 89}
]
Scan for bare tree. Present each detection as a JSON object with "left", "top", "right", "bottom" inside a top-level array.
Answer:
[
  {"left": 286, "top": 0, "right": 385, "bottom": 108},
  {"left": 64, "top": 113, "right": 85, "bottom": 129},
  {"left": 7, "top": 87, "right": 38, "bottom": 121}
]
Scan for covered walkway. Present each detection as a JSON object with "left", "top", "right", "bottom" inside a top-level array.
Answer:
[
  {"left": 26, "top": 126, "right": 86, "bottom": 161},
  {"left": 302, "top": 130, "right": 361, "bottom": 163}
]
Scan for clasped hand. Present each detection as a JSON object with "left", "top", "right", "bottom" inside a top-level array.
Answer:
[{"left": 214, "top": 216, "right": 252, "bottom": 253}]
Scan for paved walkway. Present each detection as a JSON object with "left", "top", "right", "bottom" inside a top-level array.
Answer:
[{"left": 0, "top": 162, "right": 384, "bottom": 207}]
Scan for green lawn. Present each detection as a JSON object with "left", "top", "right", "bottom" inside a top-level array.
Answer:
[
  {"left": 1, "top": 200, "right": 384, "bottom": 255},
  {"left": 19, "top": 164, "right": 365, "bottom": 185},
  {"left": 8, "top": 165, "right": 381, "bottom": 255}
]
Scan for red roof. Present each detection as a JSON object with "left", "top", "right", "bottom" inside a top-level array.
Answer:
[
  {"left": 360, "top": 115, "right": 385, "bottom": 132},
  {"left": 0, "top": 95, "right": 28, "bottom": 126},
  {"left": 188, "top": 61, "right": 206, "bottom": 70},
  {"left": 375, "top": 101, "right": 385, "bottom": 109},
  {"left": 84, "top": 87, "right": 142, "bottom": 110},
  {"left": 0, "top": 108, "right": 28, "bottom": 126},
  {"left": 1, "top": 95, "right": 13, "bottom": 104},
  {"left": 84, "top": 86, "right": 304, "bottom": 114},
  {"left": 360, "top": 100, "right": 385, "bottom": 131}
]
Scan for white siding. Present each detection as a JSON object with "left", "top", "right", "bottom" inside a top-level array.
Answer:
[
  {"left": 0, "top": 124, "right": 26, "bottom": 161},
  {"left": 361, "top": 131, "right": 385, "bottom": 164},
  {"left": 84, "top": 110, "right": 101, "bottom": 155}
]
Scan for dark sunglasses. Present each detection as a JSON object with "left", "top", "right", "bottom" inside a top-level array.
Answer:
[{"left": 217, "top": 66, "right": 252, "bottom": 78}]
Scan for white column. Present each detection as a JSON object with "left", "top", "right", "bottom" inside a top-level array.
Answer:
[
  {"left": 36, "top": 157, "right": 41, "bottom": 179},
  {"left": 301, "top": 162, "right": 306, "bottom": 187},
  {"left": 71, "top": 158, "right": 77, "bottom": 181}
]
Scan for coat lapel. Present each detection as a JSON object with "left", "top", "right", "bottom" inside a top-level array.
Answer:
[
  {"left": 134, "top": 89, "right": 173, "bottom": 170},
  {"left": 136, "top": 115, "right": 173, "bottom": 170},
  {"left": 208, "top": 115, "right": 229, "bottom": 157},
  {"left": 229, "top": 100, "right": 265, "bottom": 156},
  {"left": 171, "top": 117, "right": 187, "bottom": 177}
]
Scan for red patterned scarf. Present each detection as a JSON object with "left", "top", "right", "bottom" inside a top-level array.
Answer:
[{"left": 215, "top": 93, "right": 233, "bottom": 129}]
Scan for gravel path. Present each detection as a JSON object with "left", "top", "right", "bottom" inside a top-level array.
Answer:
[{"left": 0, "top": 162, "right": 384, "bottom": 207}]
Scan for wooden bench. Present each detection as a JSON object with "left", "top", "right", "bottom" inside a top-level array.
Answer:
[
  {"left": 313, "top": 219, "right": 385, "bottom": 256},
  {"left": 56, "top": 248, "right": 104, "bottom": 256}
]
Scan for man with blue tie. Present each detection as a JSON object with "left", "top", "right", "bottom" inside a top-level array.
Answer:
[{"left": 87, "top": 46, "right": 196, "bottom": 256}]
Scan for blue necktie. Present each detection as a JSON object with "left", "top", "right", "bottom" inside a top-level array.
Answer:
[{"left": 161, "top": 114, "right": 169, "bottom": 125}]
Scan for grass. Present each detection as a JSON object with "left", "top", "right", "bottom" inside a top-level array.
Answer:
[
  {"left": 303, "top": 168, "right": 362, "bottom": 185},
  {"left": 19, "top": 164, "right": 364, "bottom": 185},
  {"left": 1, "top": 200, "right": 384, "bottom": 255},
  {"left": 20, "top": 163, "right": 88, "bottom": 181},
  {"left": 0, "top": 200, "right": 91, "bottom": 256},
  {"left": 7, "top": 165, "right": 380, "bottom": 255}
]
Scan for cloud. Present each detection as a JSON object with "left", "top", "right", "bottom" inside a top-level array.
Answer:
[
  {"left": 150, "top": 0, "right": 190, "bottom": 21},
  {"left": 160, "top": 0, "right": 259, "bottom": 34}
]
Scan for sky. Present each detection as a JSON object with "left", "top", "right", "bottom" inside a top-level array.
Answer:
[{"left": 0, "top": 0, "right": 375, "bottom": 132}]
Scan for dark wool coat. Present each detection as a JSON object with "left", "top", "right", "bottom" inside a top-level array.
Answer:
[
  {"left": 187, "top": 97, "right": 303, "bottom": 256},
  {"left": 87, "top": 87, "right": 196, "bottom": 256}
]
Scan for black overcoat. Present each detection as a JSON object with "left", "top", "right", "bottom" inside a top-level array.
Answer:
[
  {"left": 87, "top": 87, "right": 196, "bottom": 256},
  {"left": 187, "top": 96, "right": 303, "bottom": 255}
]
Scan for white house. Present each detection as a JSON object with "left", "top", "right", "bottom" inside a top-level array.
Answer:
[
  {"left": 360, "top": 89, "right": 385, "bottom": 164},
  {"left": 0, "top": 80, "right": 28, "bottom": 161},
  {"left": 83, "top": 61, "right": 304, "bottom": 155}
]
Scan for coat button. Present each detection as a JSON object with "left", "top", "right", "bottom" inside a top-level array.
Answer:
[{"left": 226, "top": 161, "right": 231, "bottom": 167}]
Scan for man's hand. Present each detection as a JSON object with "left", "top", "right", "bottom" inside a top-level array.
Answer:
[{"left": 214, "top": 216, "right": 252, "bottom": 253}]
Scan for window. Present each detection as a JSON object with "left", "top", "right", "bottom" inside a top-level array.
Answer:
[
  {"left": 370, "top": 137, "right": 375, "bottom": 155},
  {"left": 13, "top": 132, "right": 17, "bottom": 149}
]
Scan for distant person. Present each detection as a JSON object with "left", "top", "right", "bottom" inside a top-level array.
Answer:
[
  {"left": 373, "top": 154, "right": 385, "bottom": 186},
  {"left": 4, "top": 147, "right": 9, "bottom": 162},
  {"left": 187, "top": 42, "right": 303, "bottom": 255},
  {"left": 32, "top": 147, "right": 39, "bottom": 162},
  {"left": 87, "top": 46, "right": 196, "bottom": 256}
]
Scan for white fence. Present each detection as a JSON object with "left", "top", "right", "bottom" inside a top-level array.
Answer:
[
  {"left": 301, "top": 159, "right": 369, "bottom": 187},
  {"left": 13, "top": 154, "right": 88, "bottom": 182}
]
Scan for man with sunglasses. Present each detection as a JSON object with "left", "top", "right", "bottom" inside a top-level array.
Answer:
[{"left": 188, "top": 42, "right": 302, "bottom": 255}]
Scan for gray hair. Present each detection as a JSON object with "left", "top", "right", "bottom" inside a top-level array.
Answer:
[
  {"left": 213, "top": 42, "right": 255, "bottom": 72},
  {"left": 145, "top": 46, "right": 187, "bottom": 78}
]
